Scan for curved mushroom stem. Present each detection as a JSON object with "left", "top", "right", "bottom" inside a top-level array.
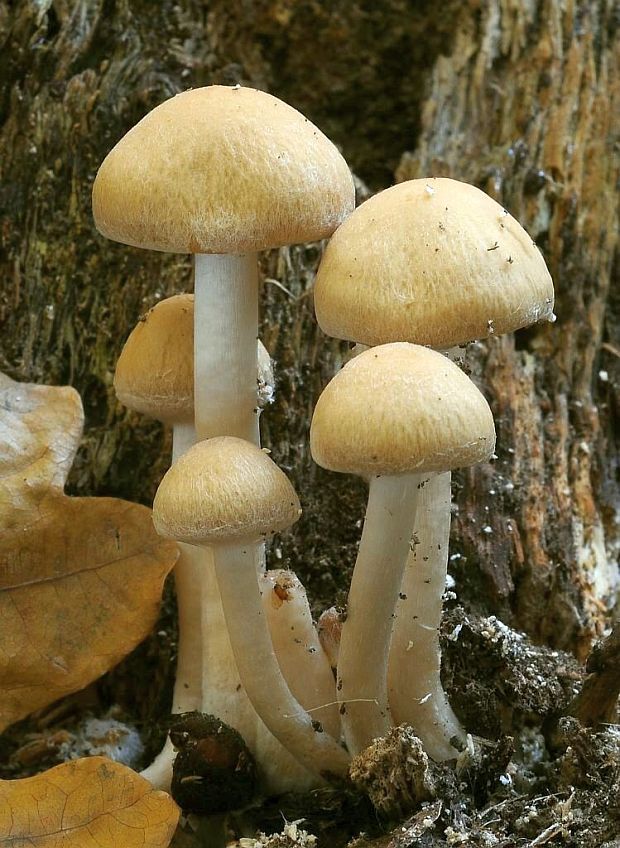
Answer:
[
  {"left": 214, "top": 543, "right": 351, "bottom": 780},
  {"left": 388, "top": 472, "right": 465, "bottom": 760},
  {"left": 194, "top": 253, "right": 259, "bottom": 444},
  {"left": 260, "top": 570, "right": 341, "bottom": 740},
  {"left": 199, "top": 551, "right": 318, "bottom": 793},
  {"left": 337, "top": 473, "right": 422, "bottom": 756}
]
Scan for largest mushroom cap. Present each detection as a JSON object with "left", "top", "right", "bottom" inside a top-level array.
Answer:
[
  {"left": 314, "top": 177, "right": 554, "bottom": 348},
  {"left": 93, "top": 86, "right": 355, "bottom": 254},
  {"left": 310, "top": 343, "right": 496, "bottom": 477},
  {"left": 153, "top": 436, "right": 301, "bottom": 545}
]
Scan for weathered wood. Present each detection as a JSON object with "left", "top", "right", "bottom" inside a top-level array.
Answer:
[
  {"left": 398, "top": 0, "right": 619, "bottom": 656},
  {"left": 0, "top": 0, "right": 617, "bottom": 669}
]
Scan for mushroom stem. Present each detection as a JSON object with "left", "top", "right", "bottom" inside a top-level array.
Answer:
[
  {"left": 199, "top": 548, "right": 320, "bottom": 793},
  {"left": 214, "top": 542, "right": 350, "bottom": 779},
  {"left": 171, "top": 422, "right": 197, "bottom": 463},
  {"left": 172, "top": 545, "right": 204, "bottom": 712},
  {"left": 141, "top": 423, "right": 201, "bottom": 790},
  {"left": 388, "top": 472, "right": 465, "bottom": 760},
  {"left": 194, "top": 253, "right": 259, "bottom": 444},
  {"left": 140, "top": 738, "right": 176, "bottom": 789},
  {"left": 171, "top": 423, "right": 203, "bottom": 713},
  {"left": 337, "top": 472, "right": 422, "bottom": 756}
]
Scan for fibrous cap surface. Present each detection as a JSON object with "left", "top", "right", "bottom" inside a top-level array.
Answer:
[
  {"left": 314, "top": 177, "right": 554, "bottom": 347},
  {"left": 310, "top": 343, "right": 496, "bottom": 476},
  {"left": 153, "top": 436, "right": 301, "bottom": 544},
  {"left": 93, "top": 85, "right": 355, "bottom": 254}
]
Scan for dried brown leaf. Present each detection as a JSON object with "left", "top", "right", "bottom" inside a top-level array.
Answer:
[
  {"left": 0, "top": 755, "right": 179, "bottom": 846},
  {"left": 0, "top": 375, "right": 178, "bottom": 730}
]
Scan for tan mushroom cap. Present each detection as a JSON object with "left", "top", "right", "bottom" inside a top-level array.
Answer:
[
  {"left": 314, "top": 177, "right": 555, "bottom": 348},
  {"left": 114, "top": 295, "right": 194, "bottom": 424},
  {"left": 114, "top": 294, "right": 273, "bottom": 424},
  {"left": 153, "top": 436, "right": 301, "bottom": 545},
  {"left": 310, "top": 343, "right": 496, "bottom": 477},
  {"left": 93, "top": 85, "right": 355, "bottom": 254}
]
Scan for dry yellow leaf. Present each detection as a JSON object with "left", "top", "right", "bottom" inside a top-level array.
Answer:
[
  {"left": 0, "top": 374, "right": 179, "bottom": 730},
  {"left": 0, "top": 756, "right": 179, "bottom": 846}
]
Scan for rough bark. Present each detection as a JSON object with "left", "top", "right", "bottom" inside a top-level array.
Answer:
[{"left": 0, "top": 0, "right": 617, "bottom": 677}]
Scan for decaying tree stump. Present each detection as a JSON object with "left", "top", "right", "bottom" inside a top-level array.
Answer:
[
  {"left": 0, "top": 0, "right": 617, "bottom": 673},
  {"left": 398, "top": 0, "right": 619, "bottom": 657}
]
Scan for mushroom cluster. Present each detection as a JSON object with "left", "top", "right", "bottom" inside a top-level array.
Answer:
[
  {"left": 94, "top": 88, "right": 554, "bottom": 807},
  {"left": 94, "top": 85, "right": 354, "bottom": 797},
  {"left": 313, "top": 177, "right": 554, "bottom": 760}
]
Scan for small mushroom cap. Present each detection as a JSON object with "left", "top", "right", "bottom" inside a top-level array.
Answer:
[
  {"left": 310, "top": 343, "right": 496, "bottom": 476},
  {"left": 114, "top": 294, "right": 273, "bottom": 424},
  {"left": 153, "top": 436, "right": 301, "bottom": 545},
  {"left": 114, "top": 295, "right": 194, "bottom": 424},
  {"left": 93, "top": 85, "right": 355, "bottom": 254},
  {"left": 314, "top": 178, "right": 555, "bottom": 348}
]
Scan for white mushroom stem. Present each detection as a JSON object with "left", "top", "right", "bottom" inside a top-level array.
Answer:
[
  {"left": 171, "top": 422, "right": 197, "bottom": 463},
  {"left": 199, "top": 552, "right": 319, "bottom": 793},
  {"left": 337, "top": 473, "right": 422, "bottom": 756},
  {"left": 194, "top": 254, "right": 295, "bottom": 782},
  {"left": 387, "top": 346, "right": 470, "bottom": 761},
  {"left": 214, "top": 543, "right": 351, "bottom": 779},
  {"left": 194, "top": 253, "right": 259, "bottom": 444},
  {"left": 192, "top": 257, "right": 345, "bottom": 786},
  {"left": 260, "top": 570, "right": 341, "bottom": 740},
  {"left": 388, "top": 472, "right": 466, "bottom": 760},
  {"left": 180, "top": 287, "right": 319, "bottom": 791},
  {"left": 170, "top": 425, "right": 204, "bottom": 714},
  {"left": 141, "top": 422, "right": 202, "bottom": 789}
]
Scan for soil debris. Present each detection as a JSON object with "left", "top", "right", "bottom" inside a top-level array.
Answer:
[
  {"left": 234, "top": 820, "right": 318, "bottom": 847},
  {"left": 348, "top": 719, "right": 620, "bottom": 847},
  {"left": 442, "top": 607, "right": 583, "bottom": 739},
  {"left": 349, "top": 727, "right": 439, "bottom": 819}
]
